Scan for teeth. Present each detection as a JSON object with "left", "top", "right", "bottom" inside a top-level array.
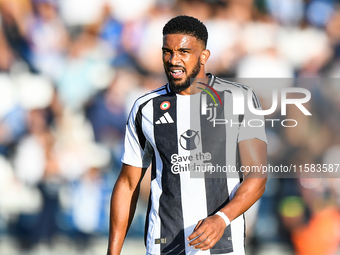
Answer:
[{"left": 172, "top": 70, "right": 183, "bottom": 73}]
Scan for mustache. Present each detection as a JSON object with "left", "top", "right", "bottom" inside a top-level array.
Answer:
[{"left": 167, "top": 65, "right": 186, "bottom": 71}]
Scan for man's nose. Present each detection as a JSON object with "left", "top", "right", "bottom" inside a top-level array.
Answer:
[{"left": 169, "top": 52, "right": 181, "bottom": 65}]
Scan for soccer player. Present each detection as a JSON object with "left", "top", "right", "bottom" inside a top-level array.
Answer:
[{"left": 107, "top": 15, "right": 267, "bottom": 255}]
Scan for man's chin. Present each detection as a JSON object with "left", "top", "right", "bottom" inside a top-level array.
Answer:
[
  {"left": 168, "top": 75, "right": 188, "bottom": 85},
  {"left": 169, "top": 79, "right": 184, "bottom": 85},
  {"left": 169, "top": 80, "right": 191, "bottom": 93}
]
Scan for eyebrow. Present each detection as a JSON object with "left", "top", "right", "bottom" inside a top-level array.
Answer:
[{"left": 162, "top": 47, "right": 192, "bottom": 51}]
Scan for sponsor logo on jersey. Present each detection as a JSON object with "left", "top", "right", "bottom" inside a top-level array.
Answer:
[
  {"left": 155, "top": 112, "right": 174, "bottom": 124},
  {"left": 179, "top": 129, "right": 200, "bottom": 150},
  {"left": 170, "top": 152, "right": 212, "bottom": 174},
  {"left": 154, "top": 238, "right": 167, "bottom": 244}
]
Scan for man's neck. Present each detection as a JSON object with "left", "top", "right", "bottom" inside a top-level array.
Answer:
[{"left": 176, "top": 75, "right": 210, "bottom": 96}]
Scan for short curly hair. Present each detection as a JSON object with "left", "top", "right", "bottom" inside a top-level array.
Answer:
[{"left": 162, "top": 15, "right": 208, "bottom": 48}]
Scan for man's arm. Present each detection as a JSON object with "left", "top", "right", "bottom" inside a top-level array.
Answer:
[
  {"left": 107, "top": 163, "right": 147, "bottom": 255},
  {"left": 187, "top": 138, "right": 267, "bottom": 250}
]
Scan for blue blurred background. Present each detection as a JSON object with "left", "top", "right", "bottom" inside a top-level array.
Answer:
[{"left": 0, "top": 0, "right": 340, "bottom": 254}]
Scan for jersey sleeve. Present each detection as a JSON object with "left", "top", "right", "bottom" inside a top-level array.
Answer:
[
  {"left": 121, "top": 101, "right": 153, "bottom": 168},
  {"left": 238, "top": 89, "right": 268, "bottom": 144}
]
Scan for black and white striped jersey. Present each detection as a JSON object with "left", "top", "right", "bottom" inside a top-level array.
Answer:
[{"left": 122, "top": 74, "right": 267, "bottom": 255}]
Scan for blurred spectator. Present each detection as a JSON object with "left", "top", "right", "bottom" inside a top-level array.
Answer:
[
  {"left": 0, "top": 0, "right": 36, "bottom": 72},
  {"left": 56, "top": 27, "right": 112, "bottom": 111},
  {"left": 10, "top": 75, "right": 57, "bottom": 247},
  {"left": 58, "top": 0, "right": 106, "bottom": 26},
  {"left": 306, "top": 0, "right": 335, "bottom": 28},
  {"left": 266, "top": 0, "right": 304, "bottom": 26},
  {"left": 28, "top": 0, "right": 69, "bottom": 80},
  {"left": 0, "top": 26, "right": 14, "bottom": 71},
  {"left": 107, "top": 0, "right": 157, "bottom": 23},
  {"left": 85, "top": 69, "right": 135, "bottom": 143},
  {"left": 99, "top": 4, "right": 125, "bottom": 66}
]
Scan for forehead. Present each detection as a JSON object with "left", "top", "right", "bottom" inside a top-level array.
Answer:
[{"left": 162, "top": 34, "right": 202, "bottom": 49}]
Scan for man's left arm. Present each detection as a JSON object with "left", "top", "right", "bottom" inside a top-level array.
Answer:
[{"left": 187, "top": 138, "right": 267, "bottom": 250}]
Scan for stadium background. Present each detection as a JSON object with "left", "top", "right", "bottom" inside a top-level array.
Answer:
[{"left": 0, "top": 0, "right": 340, "bottom": 254}]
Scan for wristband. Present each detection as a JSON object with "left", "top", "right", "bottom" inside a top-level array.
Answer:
[{"left": 215, "top": 211, "right": 230, "bottom": 228}]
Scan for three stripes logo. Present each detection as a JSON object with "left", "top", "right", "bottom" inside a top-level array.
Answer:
[{"left": 155, "top": 112, "right": 174, "bottom": 124}]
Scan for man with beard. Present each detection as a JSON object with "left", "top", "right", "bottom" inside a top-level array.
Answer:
[{"left": 107, "top": 15, "right": 267, "bottom": 255}]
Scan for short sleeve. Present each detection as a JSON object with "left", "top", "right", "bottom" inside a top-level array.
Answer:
[
  {"left": 121, "top": 102, "right": 153, "bottom": 168},
  {"left": 238, "top": 89, "right": 267, "bottom": 144}
]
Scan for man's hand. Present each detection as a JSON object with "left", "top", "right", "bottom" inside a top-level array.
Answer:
[
  {"left": 187, "top": 215, "right": 226, "bottom": 250},
  {"left": 187, "top": 139, "right": 267, "bottom": 252}
]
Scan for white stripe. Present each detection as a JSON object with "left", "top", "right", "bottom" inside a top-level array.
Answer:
[
  {"left": 201, "top": 94, "right": 207, "bottom": 115},
  {"left": 176, "top": 93, "right": 210, "bottom": 255},
  {"left": 164, "top": 112, "right": 174, "bottom": 123},
  {"left": 143, "top": 102, "right": 162, "bottom": 255},
  {"left": 159, "top": 116, "right": 167, "bottom": 124},
  {"left": 228, "top": 215, "right": 245, "bottom": 255}
]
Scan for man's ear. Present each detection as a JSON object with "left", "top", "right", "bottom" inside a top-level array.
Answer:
[{"left": 200, "top": 49, "right": 210, "bottom": 65}]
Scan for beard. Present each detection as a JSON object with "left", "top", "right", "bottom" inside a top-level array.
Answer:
[{"left": 166, "top": 58, "right": 201, "bottom": 94}]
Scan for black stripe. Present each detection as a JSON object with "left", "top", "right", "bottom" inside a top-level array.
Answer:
[
  {"left": 252, "top": 91, "right": 258, "bottom": 108},
  {"left": 240, "top": 84, "right": 249, "bottom": 91},
  {"left": 243, "top": 214, "right": 246, "bottom": 238},
  {"left": 135, "top": 101, "right": 151, "bottom": 149},
  {"left": 153, "top": 92, "right": 185, "bottom": 255},
  {"left": 252, "top": 97, "right": 257, "bottom": 109},
  {"left": 200, "top": 91, "right": 233, "bottom": 254},
  {"left": 144, "top": 193, "right": 152, "bottom": 246},
  {"left": 236, "top": 143, "right": 243, "bottom": 182},
  {"left": 165, "top": 84, "right": 170, "bottom": 93},
  {"left": 252, "top": 90, "right": 261, "bottom": 108},
  {"left": 151, "top": 152, "right": 157, "bottom": 181},
  {"left": 238, "top": 114, "right": 244, "bottom": 124}
]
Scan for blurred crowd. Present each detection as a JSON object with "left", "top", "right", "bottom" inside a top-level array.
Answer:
[{"left": 0, "top": 0, "right": 340, "bottom": 254}]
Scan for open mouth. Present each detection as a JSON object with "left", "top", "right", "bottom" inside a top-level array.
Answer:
[{"left": 169, "top": 68, "right": 185, "bottom": 79}]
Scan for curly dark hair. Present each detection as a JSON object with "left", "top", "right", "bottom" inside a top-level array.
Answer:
[{"left": 162, "top": 15, "right": 208, "bottom": 48}]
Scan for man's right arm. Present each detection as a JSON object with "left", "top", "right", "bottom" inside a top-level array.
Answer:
[{"left": 107, "top": 163, "right": 147, "bottom": 255}]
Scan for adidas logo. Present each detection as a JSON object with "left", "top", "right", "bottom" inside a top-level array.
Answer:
[{"left": 155, "top": 112, "right": 174, "bottom": 124}]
